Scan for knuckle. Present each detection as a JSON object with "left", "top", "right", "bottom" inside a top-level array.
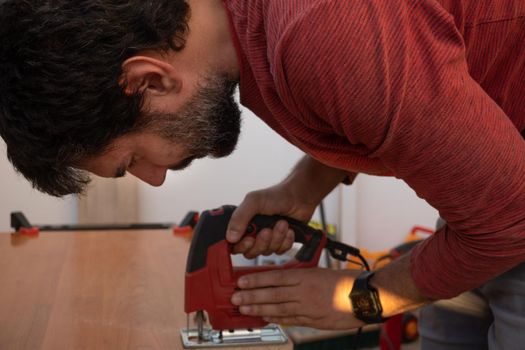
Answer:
[
  {"left": 259, "top": 229, "right": 272, "bottom": 242},
  {"left": 255, "top": 232, "right": 271, "bottom": 250}
]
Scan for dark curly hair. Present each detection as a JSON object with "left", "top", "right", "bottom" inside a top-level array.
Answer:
[{"left": 0, "top": 0, "right": 190, "bottom": 196}]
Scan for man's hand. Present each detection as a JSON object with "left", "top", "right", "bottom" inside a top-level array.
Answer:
[
  {"left": 230, "top": 268, "right": 365, "bottom": 330},
  {"left": 226, "top": 155, "right": 348, "bottom": 258},
  {"left": 226, "top": 184, "right": 317, "bottom": 258},
  {"left": 231, "top": 252, "right": 432, "bottom": 331}
]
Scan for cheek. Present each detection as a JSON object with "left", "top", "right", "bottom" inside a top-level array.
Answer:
[
  {"left": 140, "top": 139, "right": 185, "bottom": 164},
  {"left": 81, "top": 155, "right": 119, "bottom": 178}
]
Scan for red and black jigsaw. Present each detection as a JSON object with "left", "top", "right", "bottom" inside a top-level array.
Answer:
[{"left": 181, "top": 205, "right": 365, "bottom": 348}]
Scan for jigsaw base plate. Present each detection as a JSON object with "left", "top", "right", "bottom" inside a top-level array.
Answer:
[{"left": 180, "top": 324, "right": 288, "bottom": 348}]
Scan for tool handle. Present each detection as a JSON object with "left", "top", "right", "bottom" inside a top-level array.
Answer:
[
  {"left": 245, "top": 212, "right": 323, "bottom": 262},
  {"left": 186, "top": 205, "right": 325, "bottom": 273}
]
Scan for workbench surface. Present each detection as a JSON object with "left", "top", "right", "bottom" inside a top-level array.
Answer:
[{"left": 0, "top": 230, "right": 292, "bottom": 350}]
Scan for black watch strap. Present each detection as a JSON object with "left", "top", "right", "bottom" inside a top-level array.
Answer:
[{"left": 350, "top": 271, "right": 388, "bottom": 324}]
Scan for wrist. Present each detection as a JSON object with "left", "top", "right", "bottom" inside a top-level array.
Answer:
[
  {"left": 367, "top": 253, "right": 433, "bottom": 318},
  {"left": 350, "top": 271, "right": 388, "bottom": 323}
]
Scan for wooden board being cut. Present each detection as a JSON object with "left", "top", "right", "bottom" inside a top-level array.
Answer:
[{"left": 0, "top": 230, "right": 292, "bottom": 350}]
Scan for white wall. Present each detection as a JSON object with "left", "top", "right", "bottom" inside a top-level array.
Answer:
[
  {"left": 340, "top": 175, "right": 439, "bottom": 252},
  {"left": 0, "top": 141, "right": 77, "bottom": 232}
]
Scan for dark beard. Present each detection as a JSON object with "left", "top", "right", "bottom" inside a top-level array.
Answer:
[{"left": 146, "top": 74, "right": 242, "bottom": 161}]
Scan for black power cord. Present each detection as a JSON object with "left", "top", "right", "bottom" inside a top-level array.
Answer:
[{"left": 318, "top": 201, "right": 333, "bottom": 268}]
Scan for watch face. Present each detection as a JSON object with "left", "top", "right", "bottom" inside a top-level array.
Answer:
[
  {"left": 355, "top": 295, "right": 373, "bottom": 311},
  {"left": 351, "top": 271, "right": 384, "bottom": 323},
  {"left": 352, "top": 292, "right": 380, "bottom": 317}
]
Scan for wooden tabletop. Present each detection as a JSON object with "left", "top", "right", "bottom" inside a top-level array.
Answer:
[{"left": 0, "top": 230, "right": 292, "bottom": 350}]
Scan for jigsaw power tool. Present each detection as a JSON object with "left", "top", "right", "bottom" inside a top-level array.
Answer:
[{"left": 181, "top": 205, "right": 365, "bottom": 348}]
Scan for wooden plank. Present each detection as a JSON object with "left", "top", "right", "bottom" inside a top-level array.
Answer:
[
  {"left": 0, "top": 231, "right": 292, "bottom": 350},
  {"left": 0, "top": 233, "right": 72, "bottom": 350}
]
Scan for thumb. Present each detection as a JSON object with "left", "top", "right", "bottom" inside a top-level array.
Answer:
[{"left": 226, "top": 202, "right": 258, "bottom": 243}]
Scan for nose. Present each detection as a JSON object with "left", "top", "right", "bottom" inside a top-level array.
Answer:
[{"left": 129, "top": 164, "right": 167, "bottom": 187}]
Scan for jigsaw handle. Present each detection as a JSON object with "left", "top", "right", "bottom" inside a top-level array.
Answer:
[
  {"left": 186, "top": 205, "right": 325, "bottom": 273},
  {"left": 245, "top": 212, "right": 324, "bottom": 263}
]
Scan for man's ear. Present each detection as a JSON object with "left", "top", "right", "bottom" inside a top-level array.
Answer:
[{"left": 120, "top": 56, "right": 181, "bottom": 96}]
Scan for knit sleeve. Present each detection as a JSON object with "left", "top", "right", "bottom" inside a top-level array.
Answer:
[{"left": 275, "top": 0, "right": 525, "bottom": 298}]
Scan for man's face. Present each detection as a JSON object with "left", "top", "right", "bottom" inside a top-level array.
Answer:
[{"left": 82, "top": 73, "right": 241, "bottom": 186}]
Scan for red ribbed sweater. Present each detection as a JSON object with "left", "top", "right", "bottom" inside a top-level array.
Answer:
[{"left": 223, "top": 0, "right": 525, "bottom": 299}]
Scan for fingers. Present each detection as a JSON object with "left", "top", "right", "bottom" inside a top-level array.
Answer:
[
  {"left": 267, "top": 222, "right": 293, "bottom": 255},
  {"left": 276, "top": 229, "right": 295, "bottom": 255},
  {"left": 237, "top": 270, "right": 301, "bottom": 289},
  {"left": 231, "top": 285, "right": 304, "bottom": 318},
  {"left": 231, "top": 225, "right": 294, "bottom": 257},
  {"left": 231, "top": 236, "right": 255, "bottom": 254},
  {"left": 241, "top": 220, "right": 293, "bottom": 259},
  {"left": 232, "top": 285, "right": 296, "bottom": 306},
  {"left": 242, "top": 228, "right": 272, "bottom": 259},
  {"left": 227, "top": 191, "right": 296, "bottom": 257}
]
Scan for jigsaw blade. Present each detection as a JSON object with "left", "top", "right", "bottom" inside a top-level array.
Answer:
[{"left": 196, "top": 310, "right": 205, "bottom": 341}]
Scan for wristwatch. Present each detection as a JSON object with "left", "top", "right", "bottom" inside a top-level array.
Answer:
[{"left": 350, "top": 271, "right": 387, "bottom": 324}]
